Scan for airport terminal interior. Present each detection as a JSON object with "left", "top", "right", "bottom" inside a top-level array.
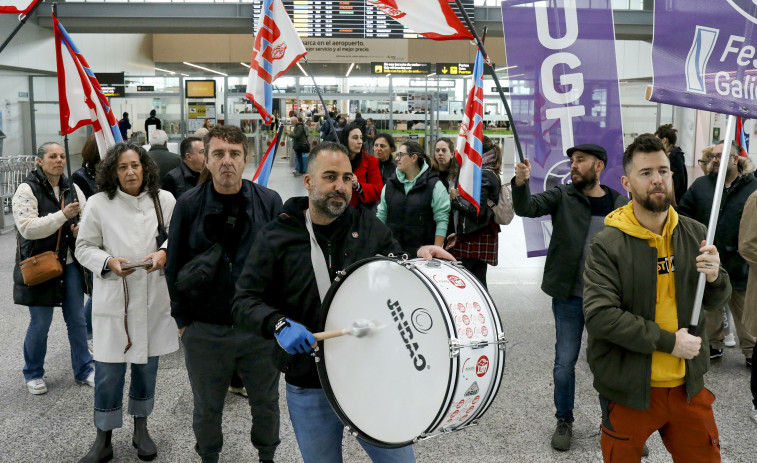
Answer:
[{"left": 0, "top": 1, "right": 756, "bottom": 462}]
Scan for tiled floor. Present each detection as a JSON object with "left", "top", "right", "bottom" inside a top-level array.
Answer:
[{"left": 0, "top": 159, "right": 754, "bottom": 462}]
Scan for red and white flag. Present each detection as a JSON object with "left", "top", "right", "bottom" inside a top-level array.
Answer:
[
  {"left": 455, "top": 49, "right": 485, "bottom": 213},
  {"left": 246, "top": 0, "right": 307, "bottom": 124},
  {"left": 0, "top": 0, "right": 40, "bottom": 14},
  {"left": 54, "top": 13, "right": 121, "bottom": 157},
  {"left": 367, "top": 0, "right": 473, "bottom": 40}
]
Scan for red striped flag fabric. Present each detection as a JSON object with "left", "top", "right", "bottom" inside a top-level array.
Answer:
[
  {"left": 736, "top": 116, "right": 749, "bottom": 157},
  {"left": 367, "top": 0, "right": 472, "bottom": 40},
  {"left": 0, "top": 0, "right": 40, "bottom": 14},
  {"left": 54, "top": 13, "right": 121, "bottom": 157},
  {"left": 454, "top": 49, "right": 484, "bottom": 213}
]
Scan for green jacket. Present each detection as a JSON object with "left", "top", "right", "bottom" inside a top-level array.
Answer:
[{"left": 583, "top": 214, "right": 731, "bottom": 410}]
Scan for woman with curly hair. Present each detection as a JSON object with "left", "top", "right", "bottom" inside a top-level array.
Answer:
[{"left": 75, "top": 142, "right": 178, "bottom": 463}]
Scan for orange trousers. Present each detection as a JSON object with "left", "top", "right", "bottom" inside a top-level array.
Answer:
[{"left": 599, "top": 386, "right": 720, "bottom": 463}]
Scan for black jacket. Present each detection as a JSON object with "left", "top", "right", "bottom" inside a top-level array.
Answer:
[
  {"left": 451, "top": 169, "right": 500, "bottom": 235},
  {"left": 385, "top": 169, "right": 439, "bottom": 256},
  {"left": 668, "top": 147, "right": 688, "bottom": 205},
  {"left": 13, "top": 169, "right": 79, "bottom": 307},
  {"left": 148, "top": 145, "right": 181, "bottom": 184},
  {"left": 232, "top": 197, "right": 401, "bottom": 387},
  {"left": 165, "top": 180, "right": 283, "bottom": 329},
  {"left": 378, "top": 157, "right": 397, "bottom": 187},
  {"left": 71, "top": 165, "right": 97, "bottom": 199},
  {"left": 162, "top": 161, "right": 199, "bottom": 199},
  {"left": 512, "top": 180, "right": 628, "bottom": 299},
  {"left": 678, "top": 172, "right": 757, "bottom": 290}
]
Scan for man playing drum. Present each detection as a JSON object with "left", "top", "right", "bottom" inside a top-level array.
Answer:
[
  {"left": 583, "top": 135, "right": 731, "bottom": 462},
  {"left": 232, "top": 142, "right": 453, "bottom": 463}
]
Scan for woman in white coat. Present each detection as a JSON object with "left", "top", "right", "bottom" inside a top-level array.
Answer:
[{"left": 75, "top": 142, "right": 178, "bottom": 463}]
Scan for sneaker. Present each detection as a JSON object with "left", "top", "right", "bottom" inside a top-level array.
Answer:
[
  {"left": 710, "top": 347, "right": 724, "bottom": 359},
  {"left": 642, "top": 443, "right": 649, "bottom": 457},
  {"left": 751, "top": 406, "right": 757, "bottom": 424},
  {"left": 87, "top": 339, "right": 94, "bottom": 356},
  {"left": 26, "top": 378, "right": 48, "bottom": 395},
  {"left": 724, "top": 333, "right": 736, "bottom": 347},
  {"left": 229, "top": 386, "right": 248, "bottom": 398},
  {"left": 551, "top": 420, "right": 572, "bottom": 451},
  {"left": 77, "top": 371, "right": 95, "bottom": 388},
  {"left": 747, "top": 358, "right": 753, "bottom": 368}
]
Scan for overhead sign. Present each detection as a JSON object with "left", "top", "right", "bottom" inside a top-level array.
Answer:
[
  {"left": 96, "top": 72, "right": 125, "bottom": 86},
  {"left": 372, "top": 62, "right": 431, "bottom": 74},
  {"left": 101, "top": 86, "right": 125, "bottom": 98},
  {"left": 137, "top": 85, "right": 155, "bottom": 92},
  {"left": 649, "top": 0, "right": 757, "bottom": 117},
  {"left": 437, "top": 63, "right": 473, "bottom": 75}
]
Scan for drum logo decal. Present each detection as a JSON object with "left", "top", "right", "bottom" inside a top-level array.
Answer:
[
  {"left": 411, "top": 309, "right": 433, "bottom": 333},
  {"left": 464, "top": 381, "right": 479, "bottom": 396},
  {"left": 387, "top": 299, "right": 428, "bottom": 371},
  {"left": 476, "top": 356, "right": 490, "bottom": 377},
  {"left": 447, "top": 275, "right": 466, "bottom": 288}
]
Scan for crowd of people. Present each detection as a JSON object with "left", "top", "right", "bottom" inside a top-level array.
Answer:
[{"left": 9, "top": 119, "right": 757, "bottom": 463}]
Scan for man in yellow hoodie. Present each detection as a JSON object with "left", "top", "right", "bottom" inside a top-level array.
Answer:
[{"left": 583, "top": 134, "right": 731, "bottom": 462}]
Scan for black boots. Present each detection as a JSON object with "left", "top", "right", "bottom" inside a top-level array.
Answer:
[
  {"left": 78, "top": 429, "right": 113, "bottom": 463},
  {"left": 132, "top": 416, "right": 158, "bottom": 461}
]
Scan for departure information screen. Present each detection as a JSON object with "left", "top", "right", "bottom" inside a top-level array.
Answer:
[{"left": 252, "top": 1, "right": 475, "bottom": 39}]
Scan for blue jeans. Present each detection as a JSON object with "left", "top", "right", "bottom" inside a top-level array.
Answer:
[
  {"left": 84, "top": 296, "right": 93, "bottom": 339},
  {"left": 93, "top": 357, "right": 159, "bottom": 431},
  {"left": 552, "top": 296, "right": 585, "bottom": 422},
  {"left": 294, "top": 151, "right": 307, "bottom": 174},
  {"left": 286, "top": 385, "right": 416, "bottom": 463},
  {"left": 23, "top": 263, "right": 93, "bottom": 382}
]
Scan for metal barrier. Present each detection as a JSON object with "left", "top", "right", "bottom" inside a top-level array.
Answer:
[{"left": 0, "top": 155, "right": 36, "bottom": 232}]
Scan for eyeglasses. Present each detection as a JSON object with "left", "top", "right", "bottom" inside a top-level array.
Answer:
[{"left": 396, "top": 152, "right": 415, "bottom": 159}]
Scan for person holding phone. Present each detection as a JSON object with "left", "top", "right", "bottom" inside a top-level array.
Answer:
[{"left": 75, "top": 142, "right": 178, "bottom": 463}]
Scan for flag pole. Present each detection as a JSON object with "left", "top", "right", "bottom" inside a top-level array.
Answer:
[
  {"left": 0, "top": 0, "right": 44, "bottom": 56},
  {"left": 453, "top": 0, "right": 524, "bottom": 163},
  {"left": 63, "top": 133, "right": 72, "bottom": 179},
  {"left": 688, "top": 114, "right": 737, "bottom": 335},
  {"left": 302, "top": 56, "right": 339, "bottom": 143}
]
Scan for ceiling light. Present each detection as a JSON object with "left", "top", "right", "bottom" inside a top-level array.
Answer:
[
  {"left": 495, "top": 65, "right": 516, "bottom": 72},
  {"left": 296, "top": 62, "right": 308, "bottom": 77},
  {"left": 345, "top": 63, "right": 355, "bottom": 77},
  {"left": 427, "top": 73, "right": 436, "bottom": 77},
  {"left": 180, "top": 73, "right": 189, "bottom": 77},
  {"left": 240, "top": 62, "right": 251, "bottom": 69},
  {"left": 154, "top": 67, "right": 175, "bottom": 75},
  {"left": 183, "top": 62, "right": 228, "bottom": 77}
]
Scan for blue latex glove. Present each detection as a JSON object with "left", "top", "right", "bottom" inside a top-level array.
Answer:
[{"left": 274, "top": 318, "right": 316, "bottom": 354}]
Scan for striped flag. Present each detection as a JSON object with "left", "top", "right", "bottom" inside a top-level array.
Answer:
[
  {"left": 736, "top": 116, "right": 750, "bottom": 156},
  {"left": 252, "top": 126, "right": 283, "bottom": 187},
  {"left": 367, "top": 0, "right": 473, "bottom": 40},
  {"left": 246, "top": 0, "right": 307, "bottom": 124},
  {"left": 0, "top": 0, "right": 40, "bottom": 14},
  {"left": 53, "top": 13, "right": 121, "bottom": 157},
  {"left": 454, "top": 49, "right": 484, "bottom": 213}
]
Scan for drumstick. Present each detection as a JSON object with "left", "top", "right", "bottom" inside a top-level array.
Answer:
[{"left": 313, "top": 319, "right": 376, "bottom": 341}]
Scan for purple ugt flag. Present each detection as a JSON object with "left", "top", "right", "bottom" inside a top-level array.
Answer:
[
  {"left": 502, "top": 0, "right": 624, "bottom": 257},
  {"left": 650, "top": 0, "right": 757, "bottom": 117}
]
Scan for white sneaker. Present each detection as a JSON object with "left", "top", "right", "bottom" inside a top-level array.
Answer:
[
  {"left": 228, "top": 386, "right": 248, "bottom": 398},
  {"left": 724, "top": 333, "right": 736, "bottom": 347},
  {"left": 26, "top": 378, "right": 48, "bottom": 395},
  {"left": 87, "top": 339, "right": 94, "bottom": 356},
  {"left": 77, "top": 371, "right": 95, "bottom": 388}
]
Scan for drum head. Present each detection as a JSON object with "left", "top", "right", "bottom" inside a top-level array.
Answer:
[{"left": 318, "top": 258, "right": 453, "bottom": 447}]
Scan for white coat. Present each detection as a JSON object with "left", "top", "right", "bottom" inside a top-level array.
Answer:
[{"left": 75, "top": 189, "right": 179, "bottom": 364}]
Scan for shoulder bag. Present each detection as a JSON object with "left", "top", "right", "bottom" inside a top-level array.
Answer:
[{"left": 19, "top": 195, "right": 65, "bottom": 286}]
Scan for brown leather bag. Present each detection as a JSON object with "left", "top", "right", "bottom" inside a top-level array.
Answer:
[{"left": 18, "top": 195, "right": 65, "bottom": 286}]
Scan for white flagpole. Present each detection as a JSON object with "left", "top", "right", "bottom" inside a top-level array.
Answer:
[{"left": 688, "top": 114, "right": 736, "bottom": 334}]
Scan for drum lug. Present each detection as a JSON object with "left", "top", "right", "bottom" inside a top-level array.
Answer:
[
  {"left": 333, "top": 270, "right": 347, "bottom": 282},
  {"left": 424, "top": 260, "right": 441, "bottom": 268},
  {"left": 497, "top": 333, "right": 508, "bottom": 350},
  {"left": 449, "top": 338, "right": 463, "bottom": 357},
  {"left": 344, "top": 426, "right": 358, "bottom": 437}
]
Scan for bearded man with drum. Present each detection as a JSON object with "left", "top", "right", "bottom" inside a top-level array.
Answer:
[
  {"left": 583, "top": 135, "right": 730, "bottom": 462},
  {"left": 232, "top": 142, "right": 452, "bottom": 463},
  {"left": 512, "top": 144, "right": 628, "bottom": 450}
]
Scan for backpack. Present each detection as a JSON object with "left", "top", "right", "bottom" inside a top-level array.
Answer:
[{"left": 487, "top": 182, "right": 515, "bottom": 225}]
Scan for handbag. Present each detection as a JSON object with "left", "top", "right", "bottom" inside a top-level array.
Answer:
[
  {"left": 487, "top": 183, "right": 515, "bottom": 225},
  {"left": 294, "top": 124, "right": 311, "bottom": 153},
  {"left": 174, "top": 242, "right": 223, "bottom": 300},
  {"left": 19, "top": 195, "right": 65, "bottom": 286},
  {"left": 152, "top": 194, "right": 168, "bottom": 249}
]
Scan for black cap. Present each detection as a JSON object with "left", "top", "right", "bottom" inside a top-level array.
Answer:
[{"left": 566, "top": 144, "right": 607, "bottom": 164}]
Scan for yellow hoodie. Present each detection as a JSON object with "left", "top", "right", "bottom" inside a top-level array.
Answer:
[{"left": 604, "top": 202, "right": 686, "bottom": 387}]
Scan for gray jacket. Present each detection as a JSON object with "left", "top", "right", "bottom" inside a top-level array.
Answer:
[{"left": 511, "top": 179, "right": 628, "bottom": 299}]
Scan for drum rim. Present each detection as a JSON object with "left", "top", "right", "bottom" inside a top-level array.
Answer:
[{"left": 315, "top": 256, "right": 457, "bottom": 449}]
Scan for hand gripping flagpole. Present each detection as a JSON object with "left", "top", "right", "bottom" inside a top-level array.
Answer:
[
  {"left": 302, "top": 56, "right": 340, "bottom": 144},
  {"left": 688, "top": 114, "right": 736, "bottom": 336},
  {"left": 0, "top": 0, "right": 44, "bottom": 56},
  {"left": 454, "top": 0, "right": 524, "bottom": 163}
]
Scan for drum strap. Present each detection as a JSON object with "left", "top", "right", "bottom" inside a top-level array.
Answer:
[{"left": 305, "top": 209, "right": 331, "bottom": 302}]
